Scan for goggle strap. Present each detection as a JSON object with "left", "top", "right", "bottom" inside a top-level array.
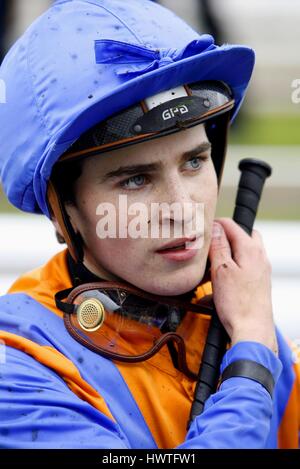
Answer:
[{"left": 55, "top": 288, "right": 75, "bottom": 314}]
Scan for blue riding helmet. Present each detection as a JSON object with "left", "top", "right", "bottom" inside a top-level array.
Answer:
[{"left": 0, "top": 0, "right": 254, "bottom": 222}]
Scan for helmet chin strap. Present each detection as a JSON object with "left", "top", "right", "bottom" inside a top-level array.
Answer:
[{"left": 47, "top": 180, "right": 84, "bottom": 262}]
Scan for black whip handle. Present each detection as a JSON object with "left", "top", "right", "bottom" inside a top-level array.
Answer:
[
  {"left": 187, "top": 158, "right": 272, "bottom": 428},
  {"left": 233, "top": 159, "right": 272, "bottom": 234}
]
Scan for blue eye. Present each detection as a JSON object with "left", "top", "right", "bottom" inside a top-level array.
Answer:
[
  {"left": 121, "top": 174, "right": 147, "bottom": 189},
  {"left": 185, "top": 157, "right": 203, "bottom": 170},
  {"left": 191, "top": 158, "right": 201, "bottom": 168}
]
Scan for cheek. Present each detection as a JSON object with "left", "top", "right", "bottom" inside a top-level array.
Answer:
[
  {"left": 78, "top": 203, "right": 97, "bottom": 236},
  {"left": 193, "top": 164, "right": 218, "bottom": 213},
  {"left": 75, "top": 184, "right": 117, "bottom": 239},
  {"left": 96, "top": 235, "right": 135, "bottom": 253},
  {"left": 73, "top": 195, "right": 103, "bottom": 246},
  {"left": 205, "top": 179, "right": 218, "bottom": 215},
  {"left": 91, "top": 236, "right": 147, "bottom": 280},
  {"left": 196, "top": 165, "right": 218, "bottom": 241}
]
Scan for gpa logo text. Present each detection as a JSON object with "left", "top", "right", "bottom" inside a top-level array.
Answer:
[
  {"left": 0, "top": 79, "right": 6, "bottom": 104},
  {"left": 162, "top": 104, "right": 188, "bottom": 120}
]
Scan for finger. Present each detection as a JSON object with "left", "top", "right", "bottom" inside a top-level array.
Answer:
[
  {"left": 209, "top": 221, "right": 233, "bottom": 274},
  {"left": 251, "top": 229, "right": 269, "bottom": 259},
  {"left": 251, "top": 228, "right": 265, "bottom": 248},
  {"left": 215, "top": 218, "right": 253, "bottom": 266}
]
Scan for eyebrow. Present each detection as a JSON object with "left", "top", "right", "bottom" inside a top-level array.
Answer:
[{"left": 100, "top": 142, "right": 212, "bottom": 182}]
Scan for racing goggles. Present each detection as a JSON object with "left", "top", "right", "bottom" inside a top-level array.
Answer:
[{"left": 56, "top": 282, "right": 214, "bottom": 380}]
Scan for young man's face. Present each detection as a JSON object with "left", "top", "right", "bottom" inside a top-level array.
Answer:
[{"left": 65, "top": 124, "right": 218, "bottom": 296}]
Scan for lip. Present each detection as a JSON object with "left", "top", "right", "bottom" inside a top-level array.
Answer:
[
  {"left": 156, "top": 236, "right": 197, "bottom": 252},
  {"left": 155, "top": 235, "right": 203, "bottom": 262}
]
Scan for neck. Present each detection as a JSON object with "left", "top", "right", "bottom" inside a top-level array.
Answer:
[{"left": 67, "top": 251, "right": 103, "bottom": 286}]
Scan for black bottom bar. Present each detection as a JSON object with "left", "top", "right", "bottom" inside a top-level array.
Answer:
[{"left": 0, "top": 449, "right": 299, "bottom": 467}]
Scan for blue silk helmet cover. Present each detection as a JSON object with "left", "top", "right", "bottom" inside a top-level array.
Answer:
[{"left": 0, "top": 0, "right": 255, "bottom": 217}]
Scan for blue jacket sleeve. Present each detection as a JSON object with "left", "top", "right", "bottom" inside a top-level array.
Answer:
[
  {"left": 179, "top": 341, "right": 282, "bottom": 449},
  {"left": 0, "top": 341, "right": 282, "bottom": 449},
  {"left": 0, "top": 345, "right": 128, "bottom": 449}
]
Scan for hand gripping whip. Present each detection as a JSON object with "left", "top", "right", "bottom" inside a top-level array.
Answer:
[{"left": 187, "top": 158, "right": 272, "bottom": 428}]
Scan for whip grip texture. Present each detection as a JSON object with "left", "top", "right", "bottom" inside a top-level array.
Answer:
[{"left": 233, "top": 158, "right": 272, "bottom": 235}]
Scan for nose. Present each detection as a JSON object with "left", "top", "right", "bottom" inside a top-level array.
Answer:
[
  {"left": 154, "top": 172, "right": 201, "bottom": 236},
  {"left": 163, "top": 172, "right": 193, "bottom": 206}
]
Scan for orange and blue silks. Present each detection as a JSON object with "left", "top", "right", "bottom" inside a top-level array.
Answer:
[{"left": 0, "top": 250, "right": 298, "bottom": 449}]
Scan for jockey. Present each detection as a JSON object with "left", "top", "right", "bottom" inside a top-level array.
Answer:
[{"left": 0, "top": 0, "right": 299, "bottom": 449}]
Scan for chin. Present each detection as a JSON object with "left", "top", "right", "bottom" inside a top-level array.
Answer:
[{"left": 139, "top": 266, "right": 205, "bottom": 297}]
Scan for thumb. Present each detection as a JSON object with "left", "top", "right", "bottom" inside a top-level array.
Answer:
[{"left": 209, "top": 221, "right": 232, "bottom": 274}]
